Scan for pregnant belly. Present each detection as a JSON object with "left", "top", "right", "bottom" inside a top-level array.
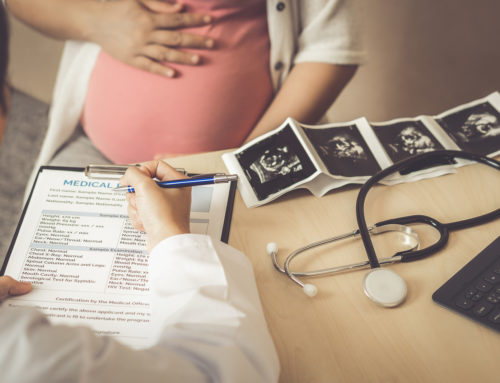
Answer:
[{"left": 83, "top": 42, "right": 272, "bottom": 164}]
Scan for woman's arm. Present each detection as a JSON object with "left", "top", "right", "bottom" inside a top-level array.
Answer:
[
  {"left": 244, "top": 62, "right": 357, "bottom": 142},
  {"left": 6, "top": 0, "right": 215, "bottom": 77},
  {"left": 244, "top": 0, "right": 363, "bottom": 142}
]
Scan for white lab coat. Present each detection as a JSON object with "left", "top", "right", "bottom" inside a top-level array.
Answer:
[{"left": 0, "top": 234, "right": 280, "bottom": 383}]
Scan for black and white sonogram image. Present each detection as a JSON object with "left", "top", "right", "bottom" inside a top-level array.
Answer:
[
  {"left": 302, "top": 124, "right": 381, "bottom": 177},
  {"left": 436, "top": 102, "right": 500, "bottom": 155},
  {"left": 235, "top": 125, "right": 317, "bottom": 201},
  {"left": 371, "top": 120, "right": 444, "bottom": 163}
]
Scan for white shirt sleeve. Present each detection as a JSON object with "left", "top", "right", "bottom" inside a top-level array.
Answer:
[
  {"left": 0, "top": 234, "right": 280, "bottom": 383},
  {"left": 267, "top": 0, "right": 365, "bottom": 91},
  {"left": 295, "top": 0, "right": 365, "bottom": 65}
]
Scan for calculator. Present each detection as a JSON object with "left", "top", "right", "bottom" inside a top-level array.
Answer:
[{"left": 432, "top": 236, "right": 500, "bottom": 333}]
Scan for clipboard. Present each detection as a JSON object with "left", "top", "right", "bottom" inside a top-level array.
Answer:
[
  {"left": 0, "top": 166, "right": 237, "bottom": 348},
  {"left": 3, "top": 165, "right": 237, "bottom": 273}
]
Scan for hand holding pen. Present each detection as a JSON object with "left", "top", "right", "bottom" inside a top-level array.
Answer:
[
  {"left": 119, "top": 160, "right": 237, "bottom": 251},
  {"left": 121, "top": 161, "right": 193, "bottom": 252}
]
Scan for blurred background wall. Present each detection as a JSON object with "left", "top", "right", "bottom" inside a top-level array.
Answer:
[
  {"left": 7, "top": 0, "right": 500, "bottom": 123},
  {"left": 8, "top": 16, "right": 62, "bottom": 104},
  {"left": 329, "top": 0, "right": 500, "bottom": 122}
]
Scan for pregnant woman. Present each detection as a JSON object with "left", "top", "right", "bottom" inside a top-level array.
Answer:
[{"left": 7, "top": 0, "right": 363, "bottom": 174}]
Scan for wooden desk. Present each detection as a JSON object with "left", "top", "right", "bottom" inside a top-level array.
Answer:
[{"left": 168, "top": 150, "right": 500, "bottom": 383}]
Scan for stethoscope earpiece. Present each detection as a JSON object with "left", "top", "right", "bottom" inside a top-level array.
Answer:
[
  {"left": 362, "top": 268, "right": 407, "bottom": 307},
  {"left": 266, "top": 242, "right": 278, "bottom": 256},
  {"left": 302, "top": 284, "right": 318, "bottom": 297},
  {"left": 267, "top": 242, "right": 318, "bottom": 297}
]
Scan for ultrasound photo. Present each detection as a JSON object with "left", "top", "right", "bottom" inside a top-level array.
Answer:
[
  {"left": 436, "top": 102, "right": 500, "bottom": 155},
  {"left": 371, "top": 120, "right": 445, "bottom": 163},
  {"left": 235, "top": 125, "right": 317, "bottom": 201},
  {"left": 302, "top": 124, "right": 381, "bottom": 177}
]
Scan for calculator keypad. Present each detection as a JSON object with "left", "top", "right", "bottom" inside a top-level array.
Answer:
[
  {"left": 455, "top": 261, "right": 500, "bottom": 325},
  {"left": 433, "top": 237, "right": 500, "bottom": 333}
]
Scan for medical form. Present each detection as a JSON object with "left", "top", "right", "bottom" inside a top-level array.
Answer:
[{"left": 1, "top": 167, "right": 235, "bottom": 348}]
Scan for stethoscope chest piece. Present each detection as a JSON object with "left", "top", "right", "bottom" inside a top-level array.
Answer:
[{"left": 362, "top": 268, "right": 407, "bottom": 307}]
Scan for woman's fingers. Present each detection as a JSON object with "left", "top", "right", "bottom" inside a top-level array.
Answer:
[
  {"left": 94, "top": 1, "right": 214, "bottom": 77},
  {"left": 152, "top": 10, "right": 212, "bottom": 29},
  {"left": 139, "top": 44, "right": 202, "bottom": 66},
  {"left": 149, "top": 29, "right": 214, "bottom": 49},
  {"left": 140, "top": 0, "right": 183, "bottom": 14},
  {"left": 132, "top": 56, "right": 176, "bottom": 77}
]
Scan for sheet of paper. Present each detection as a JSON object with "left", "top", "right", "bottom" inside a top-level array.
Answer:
[{"left": 2, "top": 168, "right": 233, "bottom": 349}]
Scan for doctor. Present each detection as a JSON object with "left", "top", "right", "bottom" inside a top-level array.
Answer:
[{"left": 0, "top": 161, "right": 280, "bottom": 383}]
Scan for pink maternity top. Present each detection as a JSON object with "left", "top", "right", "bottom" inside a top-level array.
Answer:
[{"left": 82, "top": 0, "right": 272, "bottom": 164}]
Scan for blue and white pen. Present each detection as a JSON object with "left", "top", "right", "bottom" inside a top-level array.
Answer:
[{"left": 113, "top": 174, "right": 238, "bottom": 193}]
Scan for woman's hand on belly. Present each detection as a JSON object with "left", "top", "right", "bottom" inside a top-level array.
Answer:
[{"left": 89, "top": 0, "right": 215, "bottom": 78}]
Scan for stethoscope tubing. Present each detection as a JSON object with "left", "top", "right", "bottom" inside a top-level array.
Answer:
[
  {"left": 271, "top": 223, "right": 418, "bottom": 285},
  {"left": 356, "top": 149, "right": 500, "bottom": 269},
  {"left": 269, "top": 150, "right": 500, "bottom": 301}
]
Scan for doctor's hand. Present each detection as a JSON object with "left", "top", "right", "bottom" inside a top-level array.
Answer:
[
  {"left": 0, "top": 276, "right": 32, "bottom": 303},
  {"left": 90, "top": 0, "right": 214, "bottom": 78},
  {"left": 121, "top": 160, "right": 191, "bottom": 252}
]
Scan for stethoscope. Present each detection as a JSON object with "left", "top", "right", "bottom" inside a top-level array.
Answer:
[{"left": 268, "top": 150, "right": 500, "bottom": 307}]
